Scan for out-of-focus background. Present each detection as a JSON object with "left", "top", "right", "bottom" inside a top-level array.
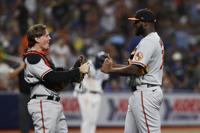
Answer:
[{"left": 0, "top": 0, "right": 200, "bottom": 132}]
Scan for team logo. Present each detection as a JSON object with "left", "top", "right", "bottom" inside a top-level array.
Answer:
[
  {"left": 134, "top": 52, "right": 143, "bottom": 61},
  {"left": 128, "top": 49, "right": 137, "bottom": 65},
  {"left": 130, "top": 50, "right": 136, "bottom": 57}
]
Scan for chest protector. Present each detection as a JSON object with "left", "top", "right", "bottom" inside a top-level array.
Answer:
[{"left": 23, "top": 50, "right": 65, "bottom": 92}]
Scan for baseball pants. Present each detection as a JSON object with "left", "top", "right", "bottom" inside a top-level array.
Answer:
[
  {"left": 28, "top": 98, "right": 68, "bottom": 133},
  {"left": 78, "top": 92, "right": 102, "bottom": 133},
  {"left": 124, "top": 85, "right": 163, "bottom": 133}
]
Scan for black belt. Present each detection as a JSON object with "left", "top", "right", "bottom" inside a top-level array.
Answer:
[
  {"left": 131, "top": 84, "right": 160, "bottom": 92},
  {"left": 31, "top": 95, "right": 60, "bottom": 102},
  {"left": 146, "top": 84, "right": 159, "bottom": 88},
  {"left": 89, "top": 91, "right": 101, "bottom": 94},
  {"left": 77, "top": 90, "right": 101, "bottom": 94}
]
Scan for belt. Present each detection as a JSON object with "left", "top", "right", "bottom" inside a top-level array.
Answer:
[
  {"left": 146, "top": 84, "right": 159, "bottom": 88},
  {"left": 89, "top": 91, "right": 101, "bottom": 94},
  {"left": 77, "top": 90, "right": 101, "bottom": 94},
  {"left": 131, "top": 84, "right": 160, "bottom": 92},
  {"left": 31, "top": 95, "right": 60, "bottom": 102}
]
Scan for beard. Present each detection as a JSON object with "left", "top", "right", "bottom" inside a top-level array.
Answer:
[{"left": 135, "top": 25, "right": 145, "bottom": 36}]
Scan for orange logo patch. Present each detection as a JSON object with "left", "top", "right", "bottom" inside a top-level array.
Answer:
[{"left": 135, "top": 52, "right": 143, "bottom": 61}]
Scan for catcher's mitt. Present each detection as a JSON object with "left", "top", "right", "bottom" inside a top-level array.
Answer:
[{"left": 73, "top": 55, "right": 87, "bottom": 83}]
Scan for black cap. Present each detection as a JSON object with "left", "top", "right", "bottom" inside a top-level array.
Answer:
[{"left": 128, "top": 8, "right": 156, "bottom": 23}]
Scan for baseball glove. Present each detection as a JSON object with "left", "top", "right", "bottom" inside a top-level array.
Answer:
[{"left": 72, "top": 55, "right": 87, "bottom": 83}]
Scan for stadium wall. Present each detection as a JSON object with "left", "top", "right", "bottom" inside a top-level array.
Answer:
[{"left": 0, "top": 92, "right": 200, "bottom": 129}]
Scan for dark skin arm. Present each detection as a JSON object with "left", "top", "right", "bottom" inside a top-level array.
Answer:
[{"left": 101, "top": 58, "right": 145, "bottom": 77}]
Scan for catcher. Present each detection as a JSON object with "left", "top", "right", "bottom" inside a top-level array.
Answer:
[{"left": 24, "top": 24, "right": 89, "bottom": 133}]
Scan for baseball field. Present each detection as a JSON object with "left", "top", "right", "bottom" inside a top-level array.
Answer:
[{"left": 1, "top": 127, "right": 200, "bottom": 133}]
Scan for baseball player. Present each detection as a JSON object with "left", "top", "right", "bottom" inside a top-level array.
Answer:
[
  {"left": 101, "top": 9, "right": 164, "bottom": 133},
  {"left": 74, "top": 51, "right": 109, "bottom": 133},
  {"left": 24, "top": 24, "right": 89, "bottom": 133}
]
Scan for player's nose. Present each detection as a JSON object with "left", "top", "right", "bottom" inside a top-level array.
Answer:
[{"left": 48, "top": 35, "right": 51, "bottom": 40}]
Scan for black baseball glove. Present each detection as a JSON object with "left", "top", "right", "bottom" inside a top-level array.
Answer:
[{"left": 72, "top": 55, "right": 87, "bottom": 83}]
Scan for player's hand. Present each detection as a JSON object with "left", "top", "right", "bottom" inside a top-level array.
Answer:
[
  {"left": 100, "top": 58, "right": 112, "bottom": 73},
  {"left": 79, "top": 62, "right": 90, "bottom": 74},
  {"left": 107, "top": 54, "right": 113, "bottom": 63},
  {"left": 73, "top": 55, "right": 87, "bottom": 68}
]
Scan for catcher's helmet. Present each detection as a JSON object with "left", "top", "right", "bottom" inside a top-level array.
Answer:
[{"left": 94, "top": 51, "right": 108, "bottom": 69}]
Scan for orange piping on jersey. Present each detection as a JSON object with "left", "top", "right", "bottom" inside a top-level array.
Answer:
[
  {"left": 41, "top": 69, "right": 52, "bottom": 80},
  {"left": 141, "top": 91, "right": 150, "bottom": 133},
  {"left": 159, "top": 39, "right": 164, "bottom": 70},
  {"left": 23, "top": 50, "right": 51, "bottom": 67},
  {"left": 40, "top": 100, "right": 46, "bottom": 133}
]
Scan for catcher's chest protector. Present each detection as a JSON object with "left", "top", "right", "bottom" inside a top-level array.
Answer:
[
  {"left": 23, "top": 50, "right": 64, "bottom": 91},
  {"left": 23, "top": 50, "right": 54, "bottom": 68}
]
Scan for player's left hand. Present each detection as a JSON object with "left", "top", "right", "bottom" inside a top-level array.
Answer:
[
  {"left": 72, "top": 55, "right": 88, "bottom": 83},
  {"left": 73, "top": 55, "right": 87, "bottom": 68}
]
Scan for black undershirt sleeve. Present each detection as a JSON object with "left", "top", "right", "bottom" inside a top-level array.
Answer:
[{"left": 43, "top": 68, "right": 81, "bottom": 83}]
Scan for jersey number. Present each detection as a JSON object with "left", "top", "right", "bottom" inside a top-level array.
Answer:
[{"left": 159, "top": 39, "right": 164, "bottom": 69}]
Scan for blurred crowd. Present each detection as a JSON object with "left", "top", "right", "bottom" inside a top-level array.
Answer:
[{"left": 0, "top": 0, "right": 200, "bottom": 93}]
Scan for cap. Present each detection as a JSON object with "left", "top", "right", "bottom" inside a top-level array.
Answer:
[{"left": 128, "top": 8, "right": 156, "bottom": 23}]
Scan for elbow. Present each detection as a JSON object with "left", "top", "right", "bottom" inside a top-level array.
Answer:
[
  {"left": 135, "top": 73, "right": 144, "bottom": 77},
  {"left": 130, "top": 65, "right": 146, "bottom": 77}
]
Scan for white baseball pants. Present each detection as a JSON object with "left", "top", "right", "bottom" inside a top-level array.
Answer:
[
  {"left": 124, "top": 85, "right": 163, "bottom": 133},
  {"left": 28, "top": 99, "right": 68, "bottom": 133}
]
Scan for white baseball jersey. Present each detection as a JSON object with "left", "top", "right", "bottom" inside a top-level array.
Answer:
[
  {"left": 124, "top": 32, "right": 164, "bottom": 133},
  {"left": 130, "top": 32, "right": 164, "bottom": 86},
  {"left": 24, "top": 57, "right": 58, "bottom": 97}
]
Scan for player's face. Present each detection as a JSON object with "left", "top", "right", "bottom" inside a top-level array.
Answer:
[
  {"left": 134, "top": 21, "right": 145, "bottom": 36},
  {"left": 37, "top": 29, "right": 51, "bottom": 51}
]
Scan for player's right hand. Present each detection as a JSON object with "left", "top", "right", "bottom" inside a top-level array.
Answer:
[
  {"left": 107, "top": 54, "right": 113, "bottom": 63},
  {"left": 79, "top": 62, "right": 90, "bottom": 74},
  {"left": 100, "top": 58, "right": 112, "bottom": 73}
]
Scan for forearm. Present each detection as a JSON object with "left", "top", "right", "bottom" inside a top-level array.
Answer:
[
  {"left": 112, "top": 63, "right": 127, "bottom": 68},
  {"left": 109, "top": 65, "right": 144, "bottom": 77},
  {"left": 43, "top": 68, "right": 81, "bottom": 83}
]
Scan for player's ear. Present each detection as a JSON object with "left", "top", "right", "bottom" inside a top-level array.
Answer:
[
  {"left": 35, "top": 37, "right": 40, "bottom": 43},
  {"left": 142, "top": 22, "right": 148, "bottom": 28}
]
